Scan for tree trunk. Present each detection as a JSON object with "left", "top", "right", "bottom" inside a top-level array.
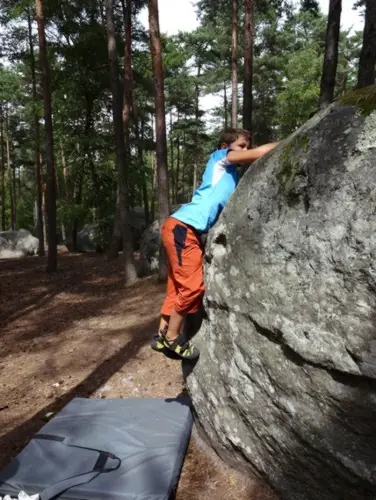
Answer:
[
  {"left": 108, "top": 0, "right": 133, "bottom": 260},
  {"left": 193, "top": 67, "right": 201, "bottom": 195},
  {"left": 224, "top": 82, "right": 228, "bottom": 129},
  {"left": 35, "top": 0, "right": 57, "bottom": 272},
  {"left": 5, "top": 118, "right": 15, "bottom": 230},
  {"left": 122, "top": 0, "right": 135, "bottom": 213},
  {"left": 182, "top": 129, "right": 186, "bottom": 202},
  {"left": 357, "top": 0, "right": 376, "bottom": 88},
  {"left": 148, "top": 0, "right": 170, "bottom": 282},
  {"left": 109, "top": 189, "right": 122, "bottom": 256},
  {"left": 243, "top": 0, "right": 253, "bottom": 138},
  {"left": 17, "top": 167, "right": 21, "bottom": 200},
  {"left": 137, "top": 118, "right": 150, "bottom": 226},
  {"left": 12, "top": 163, "right": 17, "bottom": 229},
  {"left": 150, "top": 152, "right": 157, "bottom": 222},
  {"left": 60, "top": 142, "right": 74, "bottom": 247},
  {"left": 105, "top": 0, "right": 137, "bottom": 284},
  {"left": 231, "top": 0, "right": 238, "bottom": 127},
  {"left": 342, "top": 71, "right": 348, "bottom": 95},
  {"left": 0, "top": 111, "right": 5, "bottom": 231},
  {"left": 54, "top": 154, "right": 66, "bottom": 244},
  {"left": 72, "top": 168, "right": 84, "bottom": 252},
  {"left": 175, "top": 110, "right": 180, "bottom": 203},
  {"left": 28, "top": 8, "right": 45, "bottom": 255},
  {"left": 134, "top": 112, "right": 149, "bottom": 226},
  {"left": 121, "top": 0, "right": 149, "bottom": 226},
  {"left": 319, "top": 0, "right": 342, "bottom": 109},
  {"left": 169, "top": 109, "right": 175, "bottom": 203}
]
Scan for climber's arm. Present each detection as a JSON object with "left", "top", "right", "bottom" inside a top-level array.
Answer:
[{"left": 227, "top": 142, "right": 280, "bottom": 165}]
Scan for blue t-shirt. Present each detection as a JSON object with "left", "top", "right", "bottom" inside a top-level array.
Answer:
[{"left": 173, "top": 148, "right": 239, "bottom": 232}]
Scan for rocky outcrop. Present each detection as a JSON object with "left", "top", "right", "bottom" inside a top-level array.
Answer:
[
  {"left": 0, "top": 229, "right": 38, "bottom": 259},
  {"left": 75, "top": 208, "right": 149, "bottom": 253},
  {"left": 187, "top": 104, "right": 376, "bottom": 500},
  {"left": 138, "top": 220, "right": 160, "bottom": 276},
  {"left": 76, "top": 224, "right": 98, "bottom": 253},
  {"left": 139, "top": 205, "right": 181, "bottom": 276}
]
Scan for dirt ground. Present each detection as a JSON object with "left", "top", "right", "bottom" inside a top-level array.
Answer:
[{"left": 0, "top": 253, "right": 276, "bottom": 500}]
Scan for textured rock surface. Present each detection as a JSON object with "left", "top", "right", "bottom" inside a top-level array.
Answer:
[
  {"left": 0, "top": 229, "right": 38, "bottom": 259},
  {"left": 139, "top": 220, "right": 160, "bottom": 276},
  {"left": 187, "top": 104, "right": 376, "bottom": 500},
  {"left": 139, "top": 205, "right": 181, "bottom": 276},
  {"left": 75, "top": 207, "right": 148, "bottom": 253}
]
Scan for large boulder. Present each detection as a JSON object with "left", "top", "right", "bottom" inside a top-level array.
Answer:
[
  {"left": 0, "top": 229, "right": 38, "bottom": 259},
  {"left": 139, "top": 205, "right": 182, "bottom": 276},
  {"left": 76, "top": 224, "right": 98, "bottom": 253},
  {"left": 76, "top": 208, "right": 149, "bottom": 253},
  {"left": 186, "top": 104, "right": 376, "bottom": 500},
  {"left": 138, "top": 220, "right": 160, "bottom": 276}
]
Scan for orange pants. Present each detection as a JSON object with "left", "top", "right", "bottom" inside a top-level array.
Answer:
[{"left": 161, "top": 217, "right": 205, "bottom": 316}]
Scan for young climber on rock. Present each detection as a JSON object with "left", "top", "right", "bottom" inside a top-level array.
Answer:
[{"left": 151, "top": 128, "right": 279, "bottom": 360}]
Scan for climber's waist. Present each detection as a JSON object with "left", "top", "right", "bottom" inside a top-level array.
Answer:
[{"left": 167, "top": 217, "right": 207, "bottom": 248}]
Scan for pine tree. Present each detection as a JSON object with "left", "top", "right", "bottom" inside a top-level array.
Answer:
[
  {"left": 27, "top": 6, "right": 44, "bottom": 256},
  {"left": 105, "top": 0, "right": 138, "bottom": 284},
  {"left": 35, "top": 0, "right": 57, "bottom": 272},
  {"left": 319, "top": 0, "right": 342, "bottom": 109},
  {"left": 148, "top": 0, "right": 170, "bottom": 281},
  {"left": 231, "top": 0, "right": 238, "bottom": 127},
  {"left": 243, "top": 0, "right": 254, "bottom": 137},
  {"left": 357, "top": 0, "right": 376, "bottom": 88}
]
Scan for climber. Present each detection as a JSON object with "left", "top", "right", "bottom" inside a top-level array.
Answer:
[{"left": 151, "top": 128, "right": 279, "bottom": 360}]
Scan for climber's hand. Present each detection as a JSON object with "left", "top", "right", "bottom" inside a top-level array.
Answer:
[{"left": 227, "top": 142, "right": 280, "bottom": 165}]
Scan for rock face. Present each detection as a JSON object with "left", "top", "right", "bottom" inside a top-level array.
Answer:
[
  {"left": 0, "top": 229, "right": 38, "bottom": 259},
  {"left": 187, "top": 104, "right": 376, "bottom": 500},
  {"left": 75, "top": 208, "right": 149, "bottom": 253},
  {"left": 139, "top": 220, "right": 160, "bottom": 276},
  {"left": 139, "top": 205, "right": 181, "bottom": 275}
]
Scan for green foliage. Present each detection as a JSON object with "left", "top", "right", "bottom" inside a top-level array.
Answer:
[
  {"left": 339, "top": 85, "right": 376, "bottom": 115},
  {"left": 276, "top": 46, "right": 323, "bottom": 135},
  {"left": 16, "top": 195, "right": 34, "bottom": 231},
  {"left": 0, "top": 0, "right": 367, "bottom": 246}
]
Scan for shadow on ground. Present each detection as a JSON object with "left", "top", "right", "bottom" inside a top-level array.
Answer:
[{"left": 0, "top": 314, "right": 158, "bottom": 469}]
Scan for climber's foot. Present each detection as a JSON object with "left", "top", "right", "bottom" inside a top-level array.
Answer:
[
  {"left": 151, "top": 326, "right": 167, "bottom": 352},
  {"left": 162, "top": 333, "right": 200, "bottom": 360}
]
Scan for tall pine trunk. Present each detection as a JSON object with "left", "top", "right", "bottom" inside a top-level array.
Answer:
[
  {"left": 357, "top": 0, "right": 376, "bottom": 88},
  {"left": 35, "top": 0, "right": 57, "bottom": 272},
  {"left": 12, "top": 162, "right": 17, "bottom": 229},
  {"left": 60, "top": 144, "right": 70, "bottom": 244},
  {"left": 148, "top": 0, "right": 170, "bottom": 282},
  {"left": 193, "top": 66, "right": 201, "bottom": 194},
  {"left": 5, "top": 117, "right": 15, "bottom": 230},
  {"left": 319, "top": 0, "right": 342, "bottom": 109},
  {"left": 28, "top": 8, "right": 44, "bottom": 255},
  {"left": 135, "top": 115, "right": 149, "bottom": 226},
  {"left": 223, "top": 82, "right": 228, "bottom": 129},
  {"left": 182, "top": 129, "right": 186, "bottom": 202},
  {"left": 139, "top": 120, "right": 150, "bottom": 225},
  {"left": 105, "top": 0, "right": 137, "bottom": 284},
  {"left": 169, "top": 109, "right": 175, "bottom": 203},
  {"left": 243, "top": 0, "right": 253, "bottom": 139},
  {"left": 150, "top": 152, "right": 157, "bottom": 222},
  {"left": 109, "top": 191, "right": 122, "bottom": 257},
  {"left": 0, "top": 110, "right": 5, "bottom": 231},
  {"left": 175, "top": 111, "right": 180, "bottom": 203},
  {"left": 231, "top": 0, "right": 238, "bottom": 127}
]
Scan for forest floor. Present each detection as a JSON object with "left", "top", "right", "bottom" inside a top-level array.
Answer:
[{"left": 0, "top": 253, "right": 276, "bottom": 500}]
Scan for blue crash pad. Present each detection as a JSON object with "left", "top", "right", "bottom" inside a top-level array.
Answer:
[{"left": 0, "top": 397, "right": 193, "bottom": 500}]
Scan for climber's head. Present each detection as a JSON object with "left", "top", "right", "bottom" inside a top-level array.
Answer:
[{"left": 217, "top": 128, "right": 251, "bottom": 151}]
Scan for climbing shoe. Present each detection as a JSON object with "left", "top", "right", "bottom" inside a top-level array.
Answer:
[
  {"left": 162, "top": 334, "right": 200, "bottom": 360},
  {"left": 151, "top": 326, "right": 167, "bottom": 352}
]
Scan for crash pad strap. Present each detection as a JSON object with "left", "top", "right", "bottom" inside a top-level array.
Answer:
[{"left": 33, "top": 434, "right": 120, "bottom": 500}]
